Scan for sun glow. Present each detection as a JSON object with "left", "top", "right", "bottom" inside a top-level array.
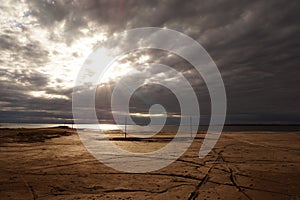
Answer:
[
  {"left": 100, "top": 61, "right": 133, "bottom": 83},
  {"left": 29, "top": 91, "right": 69, "bottom": 100},
  {"left": 99, "top": 54, "right": 151, "bottom": 84},
  {"left": 138, "top": 55, "right": 150, "bottom": 64}
]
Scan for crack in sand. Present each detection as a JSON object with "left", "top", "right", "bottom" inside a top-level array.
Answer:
[
  {"left": 1, "top": 129, "right": 300, "bottom": 199},
  {"left": 187, "top": 150, "right": 254, "bottom": 200},
  {"left": 187, "top": 174, "right": 209, "bottom": 200},
  {"left": 29, "top": 160, "right": 98, "bottom": 171},
  {"left": 177, "top": 158, "right": 205, "bottom": 166},
  {"left": 229, "top": 167, "right": 252, "bottom": 200},
  {"left": 215, "top": 149, "right": 252, "bottom": 200},
  {"left": 187, "top": 150, "right": 222, "bottom": 200},
  {"left": 20, "top": 175, "right": 37, "bottom": 200}
]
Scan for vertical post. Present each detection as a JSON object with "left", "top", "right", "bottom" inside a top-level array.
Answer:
[
  {"left": 190, "top": 116, "right": 192, "bottom": 138},
  {"left": 124, "top": 116, "right": 127, "bottom": 139}
]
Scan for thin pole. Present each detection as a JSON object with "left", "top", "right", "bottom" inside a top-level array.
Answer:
[
  {"left": 124, "top": 116, "right": 127, "bottom": 139},
  {"left": 190, "top": 116, "right": 192, "bottom": 138}
]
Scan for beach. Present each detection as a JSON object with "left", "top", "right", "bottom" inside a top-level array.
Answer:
[{"left": 0, "top": 127, "right": 300, "bottom": 199}]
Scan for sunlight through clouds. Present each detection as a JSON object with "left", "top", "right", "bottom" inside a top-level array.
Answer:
[
  {"left": 0, "top": 0, "right": 299, "bottom": 124},
  {"left": 29, "top": 91, "right": 69, "bottom": 100}
]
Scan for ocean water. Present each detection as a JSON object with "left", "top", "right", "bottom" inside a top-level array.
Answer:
[
  {"left": 1, "top": 123, "right": 299, "bottom": 132},
  {"left": 0, "top": 123, "right": 71, "bottom": 129},
  {"left": 0, "top": 123, "right": 197, "bottom": 132},
  {"left": 0, "top": 123, "right": 119, "bottom": 130}
]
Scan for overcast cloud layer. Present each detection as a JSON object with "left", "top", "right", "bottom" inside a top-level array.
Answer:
[{"left": 0, "top": 0, "right": 299, "bottom": 124}]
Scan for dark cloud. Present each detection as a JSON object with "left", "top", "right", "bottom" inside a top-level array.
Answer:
[
  {"left": 0, "top": 0, "right": 299, "bottom": 124},
  {"left": 0, "top": 68, "right": 72, "bottom": 123},
  {"left": 27, "top": 0, "right": 133, "bottom": 44},
  {"left": 0, "top": 33, "right": 49, "bottom": 67}
]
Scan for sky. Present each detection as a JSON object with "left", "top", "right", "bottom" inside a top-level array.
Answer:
[{"left": 0, "top": 0, "right": 299, "bottom": 124}]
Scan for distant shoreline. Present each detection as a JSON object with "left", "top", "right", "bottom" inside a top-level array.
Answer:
[{"left": 1, "top": 123, "right": 299, "bottom": 132}]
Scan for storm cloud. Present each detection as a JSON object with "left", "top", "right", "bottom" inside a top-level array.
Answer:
[{"left": 0, "top": 0, "right": 299, "bottom": 124}]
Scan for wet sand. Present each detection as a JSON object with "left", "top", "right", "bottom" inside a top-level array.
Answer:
[{"left": 0, "top": 127, "right": 300, "bottom": 199}]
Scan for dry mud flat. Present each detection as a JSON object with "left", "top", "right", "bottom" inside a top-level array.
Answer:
[{"left": 0, "top": 127, "right": 300, "bottom": 200}]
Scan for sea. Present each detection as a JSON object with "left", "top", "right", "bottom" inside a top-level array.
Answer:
[
  {"left": 0, "top": 123, "right": 118, "bottom": 130},
  {"left": 0, "top": 123, "right": 300, "bottom": 132}
]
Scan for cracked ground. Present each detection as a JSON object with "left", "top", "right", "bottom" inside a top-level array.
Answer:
[{"left": 0, "top": 127, "right": 299, "bottom": 199}]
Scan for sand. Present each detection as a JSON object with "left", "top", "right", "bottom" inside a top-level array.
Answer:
[{"left": 0, "top": 127, "right": 300, "bottom": 199}]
